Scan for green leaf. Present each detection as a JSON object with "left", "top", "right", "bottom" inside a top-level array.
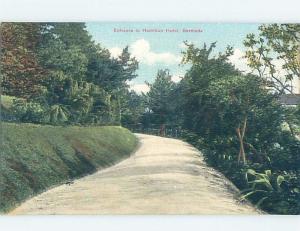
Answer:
[
  {"left": 293, "top": 188, "right": 300, "bottom": 193},
  {"left": 247, "top": 169, "right": 257, "bottom": 176},
  {"left": 255, "top": 196, "right": 268, "bottom": 207},
  {"left": 276, "top": 175, "right": 285, "bottom": 190},
  {"left": 265, "top": 170, "right": 272, "bottom": 178},
  {"left": 241, "top": 189, "right": 267, "bottom": 200}
]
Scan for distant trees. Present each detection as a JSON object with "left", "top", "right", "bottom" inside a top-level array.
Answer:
[
  {"left": 120, "top": 90, "right": 146, "bottom": 129},
  {"left": 146, "top": 69, "right": 176, "bottom": 135}
]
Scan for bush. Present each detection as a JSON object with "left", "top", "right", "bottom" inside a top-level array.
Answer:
[
  {"left": 242, "top": 169, "right": 300, "bottom": 214},
  {"left": 11, "top": 99, "right": 49, "bottom": 123},
  {"left": 182, "top": 128, "right": 300, "bottom": 214}
]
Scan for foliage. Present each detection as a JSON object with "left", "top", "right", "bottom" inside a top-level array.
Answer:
[
  {"left": 244, "top": 24, "right": 300, "bottom": 94},
  {"left": 136, "top": 41, "right": 300, "bottom": 214},
  {"left": 120, "top": 90, "right": 146, "bottom": 129},
  {"left": 146, "top": 69, "right": 176, "bottom": 130},
  {"left": 1, "top": 22, "right": 138, "bottom": 126},
  {"left": 179, "top": 42, "right": 239, "bottom": 137},
  {"left": 0, "top": 23, "right": 45, "bottom": 98},
  {"left": 178, "top": 42, "right": 300, "bottom": 214},
  {"left": 11, "top": 99, "right": 48, "bottom": 124},
  {"left": 38, "top": 39, "right": 88, "bottom": 81},
  {"left": 206, "top": 75, "right": 284, "bottom": 164},
  {"left": 87, "top": 46, "right": 138, "bottom": 92},
  {"left": 241, "top": 169, "right": 300, "bottom": 214},
  {"left": 1, "top": 95, "right": 17, "bottom": 121},
  {"left": 1, "top": 95, "right": 16, "bottom": 109},
  {"left": 48, "top": 104, "right": 69, "bottom": 124}
]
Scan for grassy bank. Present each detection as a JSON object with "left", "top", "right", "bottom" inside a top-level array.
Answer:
[{"left": 0, "top": 122, "right": 138, "bottom": 213}]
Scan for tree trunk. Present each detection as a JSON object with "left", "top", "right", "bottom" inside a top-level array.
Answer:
[
  {"left": 159, "top": 124, "right": 166, "bottom": 136},
  {"left": 286, "top": 121, "right": 295, "bottom": 137},
  {"left": 236, "top": 116, "right": 247, "bottom": 164},
  {"left": 117, "top": 89, "right": 122, "bottom": 125},
  {"left": 159, "top": 112, "right": 166, "bottom": 136}
]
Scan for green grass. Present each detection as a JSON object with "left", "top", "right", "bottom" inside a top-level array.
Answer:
[{"left": 0, "top": 122, "right": 138, "bottom": 213}]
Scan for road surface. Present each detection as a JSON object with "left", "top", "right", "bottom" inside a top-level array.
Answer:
[{"left": 11, "top": 134, "right": 259, "bottom": 215}]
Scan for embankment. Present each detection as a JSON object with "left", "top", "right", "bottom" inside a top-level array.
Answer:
[{"left": 0, "top": 122, "right": 137, "bottom": 213}]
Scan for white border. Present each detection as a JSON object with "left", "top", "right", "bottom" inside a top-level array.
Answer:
[
  {"left": 0, "top": 0, "right": 300, "bottom": 22},
  {"left": 0, "top": 215, "right": 300, "bottom": 231}
]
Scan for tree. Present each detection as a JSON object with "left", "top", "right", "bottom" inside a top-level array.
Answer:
[
  {"left": 180, "top": 42, "right": 284, "bottom": 164},
  {"left": 87, "top": 46, "right": 138, "bottom": 92},
  {"left": 244, "top": 24, "right": 300, "bottom": 94},
  {"left": 36, "top": 38, "right": 89, "bottom": 107},
  {"left": 36, "top": 23, "right": 135, "bottom": 125},
  {"left": 180, "top": 42, "right": 239, "bottom": 137},
  {"left": 206, "top": 75, "right": 283, "bottom": 164},
  {"left": 46, "top": 23, "right": 93, "bottom": 49},
  {"left": 120, "top": 90, "right": 146, "bottom": 129},
  {"left": 0, "top": 23, "right": 45, "bottom": 98},
  {"left": 146, "top": 69, "right": 176, "bottom": 136},
  {"left": 38, "top": 39, "right": 88, "bottom": 81},
  {"left": 1, "top": 22, "right": 138, "bottom": 126}
]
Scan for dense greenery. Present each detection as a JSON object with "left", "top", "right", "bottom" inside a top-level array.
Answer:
[
  {"left": 0, "top": 23, "right": 141, "bottom": 213},
  {"left": 0, "top": 22, "right": 138, "bottom": 125},
  {"left": 145, "top": 69, "right": 176, "bottom": 135},
  {"left": 0, "top": 122, "right": 137, "bottom": 213},
  {"left": 138, "top": 28, "right": 300, "bottom": 214}
]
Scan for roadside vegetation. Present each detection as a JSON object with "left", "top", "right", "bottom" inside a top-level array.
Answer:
[
  {"left": 0, "top": 122, "right": 137, "bottom": 213},
  {"left": 131, "top": 25, "right": 300, "bottom": 214},
  {"left": 0, "top": 23, "right": 140, "bottom": 213},
  {"left": 0, "top": 23, "right": 140, "bottom": 126}
]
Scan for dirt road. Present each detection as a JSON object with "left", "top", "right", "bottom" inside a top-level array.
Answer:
[{"left": 11, "top": 134, "right": 259, "bottom": 215}]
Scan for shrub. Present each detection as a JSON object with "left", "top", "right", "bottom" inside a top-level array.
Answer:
[
  {"left": 11, "top": 99, "right": 49, "bottom": 123},
  {"left": 241, "top": 169, "right": 300, "bottom": 214}
]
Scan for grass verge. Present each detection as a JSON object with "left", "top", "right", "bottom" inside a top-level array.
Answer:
[{"left": 0, "top": 122, "right": 138, "bottom": 213}]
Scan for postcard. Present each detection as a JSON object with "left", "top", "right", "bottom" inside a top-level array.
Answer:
[{"left": 1, "top": 22, "right": 300, "bottom": 215}]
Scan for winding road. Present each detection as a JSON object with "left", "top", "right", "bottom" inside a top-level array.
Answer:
[{"left": 11, "top": 134, "right": 259, "bottom": 215}]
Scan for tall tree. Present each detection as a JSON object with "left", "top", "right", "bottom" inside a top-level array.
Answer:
[
  {"left": 0, "top": 23, "right": 44, "bottom": 98},
  {"left": 205, "top": 75, "right": 283, "bottom": 164},
  {"left": 87, "top": 46, "right": 138, "bottom": 92},
  {"left": 180, "top": 42, "right": 238, "bottom": 137},
  {"left": 146, "top": 69, "right": 176, "bottom": 135},
  {"left": 120, "top": 90, "right": 146, "bottom": 129}
]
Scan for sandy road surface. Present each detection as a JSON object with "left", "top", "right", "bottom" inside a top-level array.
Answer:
[{"left": 11, "top": 134, "right": 259, "bottom": 215}]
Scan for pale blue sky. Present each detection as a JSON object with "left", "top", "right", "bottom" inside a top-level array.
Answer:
[{"left": 86, "top": 23, "right": 260, "bottom": 92}]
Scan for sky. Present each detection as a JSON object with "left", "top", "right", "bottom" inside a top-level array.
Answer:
[{"left": 86, "top": 23, "right": 260, "bottom": 93}]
